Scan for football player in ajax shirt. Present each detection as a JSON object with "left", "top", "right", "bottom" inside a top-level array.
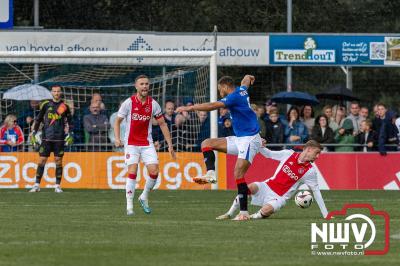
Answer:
[
  {"left": 176, "top": 75, "right": 262, "bottom": 221},
  {"left": 217, "top": 140, "right": 329, "bottom": 220},
  {"left": 114, "top": 75, "right": 176, "bottom": 216}
]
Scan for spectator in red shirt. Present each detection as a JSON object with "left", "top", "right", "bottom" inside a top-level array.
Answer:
[{"left": 0, "top": 114, "right": 24, "bottom": 152}]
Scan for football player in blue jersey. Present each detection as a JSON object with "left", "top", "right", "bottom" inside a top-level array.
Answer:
[{"left": 176, "top": 75, "right": 262, "bottom": 220}]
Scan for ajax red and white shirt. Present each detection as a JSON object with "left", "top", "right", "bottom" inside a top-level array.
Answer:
[
  {"left": 259, "top": 149, "right": 317, "bottom": 199},
  {"left": 117, "top": 95, "right": 163, "bottom": 146}
]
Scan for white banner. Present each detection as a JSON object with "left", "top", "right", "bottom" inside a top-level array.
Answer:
[{"left": 0, "top": 31, "right": 269, "bottom": 66}]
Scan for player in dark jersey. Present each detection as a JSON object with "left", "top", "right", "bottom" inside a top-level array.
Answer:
[{"left": 29, "top": 85, "right": 73, "bottom": 193}]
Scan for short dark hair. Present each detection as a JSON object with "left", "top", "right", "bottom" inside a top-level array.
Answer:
[
  {"left": 218, "top": 76, "right": 235, "bottom": 88},
  {"left": 165, "top": 99, "right": 175, "bottom": 106},
  {"left": 135, "top": 74, "right": 149, "bottom": 83},
  {"left": 304, "top": 140, "right": 323, "bottom": 150},
  {"left": 50, "top": 84, "right": 62, "bottom": 90},
  {"left": 376, "top": 102, "right": 386, "bottom": 109}
]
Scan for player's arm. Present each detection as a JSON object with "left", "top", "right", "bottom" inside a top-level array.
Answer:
[
  {"left": 303, "top": 171, "right": 328, "bottom": 218},
  {"left": 157, "top": 115, "right": 176, "bottom": 160},
  {"left": 32, "top": 101, "right": 47, "bottom": 132},
  {"left": 176, "top": 101, "right": 225, "bottom": 113},
  {"left": 240, "top": 75, "right": 255, "bottom": 88},
  {"left": 259, "top": 147, "right": 293, "bottom": 161},
  {"left": 64, "top": 105, "right": 72, "bottom": 134},
  {"left": 113, "top": 100, "right": 129, "bottom": 147},
  {"left": 114, "top": 116, "right": 124, "bottom": 147}
]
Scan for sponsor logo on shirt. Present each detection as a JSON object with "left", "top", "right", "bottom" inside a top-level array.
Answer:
[
  {"left": 132, "top": 113, "right": 151, "bottom": 121},
  {"left": 282, "top": 164, "right": 299, "bottom": 181}
]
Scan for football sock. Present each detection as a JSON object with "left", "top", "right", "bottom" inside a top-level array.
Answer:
[
  {"left": 202, "top": 147, "right": 215, "bottom": 171},
  {"left": 126, "top": 173, "right": 137, "bottom": 210},
  {"left": 236, "top": 177, "right": 248, "bottom": 212},
  {"left": 227, "top": 195, "right": 240, "bottom": 216},
  {"left": 35, "top": 164, "right": 45, "bottom": 185},
  {"left": 140, "top": 173, "right": 158, "bottom": 200},
  {"left": 55, "top": 164, "right": 62, "bottom": 185}
]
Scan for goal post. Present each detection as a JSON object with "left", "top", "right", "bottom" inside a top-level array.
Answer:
[{"left": 0, "top": 50, "right": 220, "bottom": 190}]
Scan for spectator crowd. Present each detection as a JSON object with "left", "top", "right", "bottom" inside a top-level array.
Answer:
[{"left": 1, "top": 92, "right": 400, "bottom": 154}]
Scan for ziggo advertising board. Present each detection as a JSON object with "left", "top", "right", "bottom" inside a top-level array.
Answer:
[
  {"left": 226, "top": 153, "right": 400, "bottom": 190},
  {"left": 0, "top": 152, "right": 226, "bottom": 190}
]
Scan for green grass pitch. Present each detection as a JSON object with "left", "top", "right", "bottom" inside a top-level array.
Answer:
[{"left": 0, "top": 190, "right": 398, "bottom": 266}]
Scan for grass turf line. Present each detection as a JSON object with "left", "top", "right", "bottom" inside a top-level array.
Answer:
[{"left": 0, "top": 190, "right": 398, "bottom": 266}]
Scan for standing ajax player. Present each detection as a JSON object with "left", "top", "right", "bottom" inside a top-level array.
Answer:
[
  {"left": 29, "top": 85, "right": 73, "bottom": 193},
  {"left": 176, "top": 75, "right": 262, "bottom": 221},
  {"left": 217, "top": 140, "right": 329, "bottom": 220},
  {"left": 114, "top": 75, "right": 176, "bottom": 216}
]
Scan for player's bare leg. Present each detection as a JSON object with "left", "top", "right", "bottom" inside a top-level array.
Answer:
[
  {"left": 54, "top": 156, "right": 63, "bottom": 193},
  {"left": 29, "top": 156, "right": 48, "bottom": 192},
  {"left": 138, "top": 163, "right": 159, "bottom": 214},
  {"left": 194, "top": 137, "right": 227, "bottom": 184},
  {"left": 126, "top": 164, "right": 138, "bottom": 216},
  {"left": 250, "top": 204, "right": 274, "bottom": 220},
  {"left": 232, "top": 159, "right": 251, "bottom": 221}
]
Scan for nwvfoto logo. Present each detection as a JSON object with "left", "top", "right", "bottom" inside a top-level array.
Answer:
[
  {"left": 310, "top": 203, "right": 390, "bottom": 256},
  {"left": 127, "top": 36, "right": 153, "bottom": 62}
]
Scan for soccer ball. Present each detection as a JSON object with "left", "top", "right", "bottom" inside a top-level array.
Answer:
[{"left": 294, "top": 191, "right": 313, "bottom": 208}]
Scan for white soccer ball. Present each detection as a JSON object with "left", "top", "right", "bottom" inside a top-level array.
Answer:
[{"left": 294, "top": 190, "right": 313, "bottom": 209}]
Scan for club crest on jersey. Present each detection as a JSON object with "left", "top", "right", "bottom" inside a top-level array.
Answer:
[
  {"left": 145, "top": 106, "right": 150, "bottom": 113},
  {"left": 298, "top": 167, "right": 305, "bottom": 174}
]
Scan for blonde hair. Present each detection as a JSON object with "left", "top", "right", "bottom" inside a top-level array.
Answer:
[
  {"left": 4, "top": 114, "right": 17, "bottom": 127},
  {"left": 304, "top": 140, "right": 323, "bottom": 150}
]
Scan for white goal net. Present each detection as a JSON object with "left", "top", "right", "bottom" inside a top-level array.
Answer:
[{"left": 0, "top": 51, "right": 218, "bottom": 153}]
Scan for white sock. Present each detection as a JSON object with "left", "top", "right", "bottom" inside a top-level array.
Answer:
[
  {"left": 227, "top": 196, "right": 240, "bottom": 216},
  {"left": 140, "top": 177, "right": 157, "bottom": 200},
  {"left": 126, "top": 178, "right": 136, "bottom": 210}
]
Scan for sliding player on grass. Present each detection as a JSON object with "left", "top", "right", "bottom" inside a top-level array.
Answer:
[
  {"left": 176, "top": 75, "right": 262, "bottom": 221},
  {"left": 217, "top": 140, "right": 328, "bottom": 220},
  {"left": 114, "top": 75, "right": 176, "bottom": 216}
]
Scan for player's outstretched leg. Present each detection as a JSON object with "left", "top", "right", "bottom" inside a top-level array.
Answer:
[
  {"left": 216, "top": 195, "right": 239, "bottom": 220},
  {"left": 193, "top": 138, "right": 227, "bottom": 184},
  {"left": 126, "top": 172, "right": 137, "bottom": 216},
  {"left": 138, "top": 168, "right": 158, "bottom": 214}
]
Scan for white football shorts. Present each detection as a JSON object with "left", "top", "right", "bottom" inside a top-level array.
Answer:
[
  {"left": 251, "top": 182, "right": 286, "bottom": 212},
  {"left": 124, "top": 144, "right": 158, "bottom": 166},
  {"left": 226, "top": 134, "right": 262, "bottom": 163}
]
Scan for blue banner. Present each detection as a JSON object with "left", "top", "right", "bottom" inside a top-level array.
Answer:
[
  {"left": 0, "top": 0, "right": 13, "bottom": 29},
  {"left": 269, "top": 35, "right": 386, "bottom": 66}
]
